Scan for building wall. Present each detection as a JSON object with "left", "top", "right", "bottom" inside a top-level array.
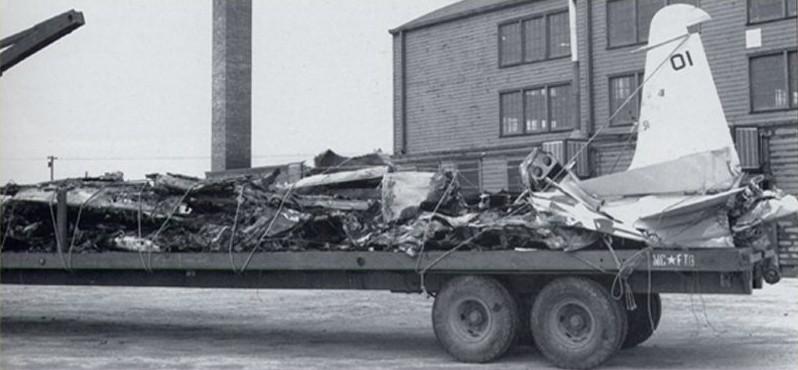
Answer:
[{"left": 397, "top": 0, "right": 577, "bottom": 156}]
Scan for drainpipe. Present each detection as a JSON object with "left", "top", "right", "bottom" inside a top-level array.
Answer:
[
  {"left": 400, "top": 30, "right": 408, "bottom": 155},
  {"left": 568, "top": 0, "right": 583, "bottom": 136},
  {"left": 586, "top": 0, "right": 595, "bottom": 134}
]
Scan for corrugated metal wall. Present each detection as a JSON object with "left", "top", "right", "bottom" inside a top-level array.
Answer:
[{"left": 735, "top": 127, "right": 762, "bottom": 170}]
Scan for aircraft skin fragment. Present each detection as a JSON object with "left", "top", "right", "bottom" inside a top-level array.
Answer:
[{"left": 578, "top": 148, "right": 740, "bottom": 197}]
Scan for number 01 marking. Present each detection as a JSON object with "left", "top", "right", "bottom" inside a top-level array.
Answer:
[{"left": 671, "top": 51, "right": 694, "bottom": 71}]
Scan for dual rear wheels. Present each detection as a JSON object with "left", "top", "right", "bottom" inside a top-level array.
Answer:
[{"left": 432, "top": 275, "right": 661, "bottom": 369}]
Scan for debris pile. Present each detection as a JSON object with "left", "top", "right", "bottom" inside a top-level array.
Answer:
[
  {"left": 1, "top": 149, "right": 797, "bottom": 256},
  {"left": 0, "top": 155, "right": 553, "bottom": 255}
]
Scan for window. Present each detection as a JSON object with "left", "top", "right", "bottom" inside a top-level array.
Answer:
[
  {"left": 499, "top": 10, "right": 570, "bottom": 67},
  {"left": 506, "top": 159, "right": 524, "bottom": 193},
  {"left": 748, "top": 0, "right": 797, "bottom": 23},
  {"left": 609, "top": 72, "right": 644, "bottom": 125},
  {"left": 524, "top": 88, "right": 547, "bottom": 132},
  {"left": 500, "top": 83, "right": 575, "bottom": 136},
  {"left": 453, "top": 160, "right": 481, "bottom": 195},
  {"left": 523, "top": 18, "right": 545, "bottom": 62},
  {"left": 499, "top": 23, "right": 522, "bottom": 66},
  {"left": 549, "top": 85, "right": 572, "bottom": 130},
  {"left": 548, "top": 12, "right": 571, "bottom": 58},
  {"left": 607, "top": 0, "right": 698, "bottom": 48},
  {"left": 501, "top": 92, "right": 523, "bottom": 135},
  {"left": 750, "top": 50, "right": 798, "bottom": 112}
]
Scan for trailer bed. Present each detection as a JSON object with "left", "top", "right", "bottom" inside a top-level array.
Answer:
[{"left": 1, "top": 247, "right": 767, "bottom": 295}]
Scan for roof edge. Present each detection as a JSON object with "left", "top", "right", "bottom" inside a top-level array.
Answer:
[{"left": 389, "top": 0, "right": 539, "bottom": 35}]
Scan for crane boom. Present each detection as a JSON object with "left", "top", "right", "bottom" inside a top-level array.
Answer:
[{"left": 0, "top": 9, "right": 85, "bottom": 76}]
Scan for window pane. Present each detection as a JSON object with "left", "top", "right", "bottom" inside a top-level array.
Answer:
[
  {"left": 789, "top": 0, "right": 797, "bottom": 16},
  {"left": 524, "top": 18, "right": 545, "bottom": 62},
  {"left": 749, "top": 0, "right": 785, "bottom": 23},
  {"left": 790, "top": 52, "right": 797, "bottom": 107},
  {"left": 501, "top": 92, "right": 523, "bottom": 135},
  {"left": 506, "top": 160, "right": 524, "bottom": 193},
  {"left": 525, "top": 88, "right": 547, "bottom": 132},
  {"left": 548, "top": 12, "right": 571, "bottom": 58},
  {"left": 608, "top": 0, "right": 636, "bottom": 47},
  {"left": 610, "top": 75, "right": 638, "bottom": 124},
  {"left": 455, "top": 160, "right": 481, "bottom": 195},
  {"left": 500, "top": 23, "right": 522, "bottom": 66},
  {"left": 549, "top": 85, "right": 574, "bottom": 130},
  {"left": 751, "top": 54, "right": 788, "bottom": 110},
  {"left": 638, "top": 0, "right": 666, "bottom": 43}
]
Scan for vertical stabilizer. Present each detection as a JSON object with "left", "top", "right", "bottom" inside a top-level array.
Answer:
[{"left": 629, "top": 5, "right": 739, "bottom": 172}]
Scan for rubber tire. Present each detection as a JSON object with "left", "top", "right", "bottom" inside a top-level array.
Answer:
[
  {"left": 432, "top": 275, "right": 519, "bottom": 363},
  {"left": 621, "top": 293, "right": 662, "bottom": 349},
  {"left": 515, "top": 293, "right": 535, "bottom": 347},
  {"left": 531, "top": 277, "right": 627, "bottom": 370}
]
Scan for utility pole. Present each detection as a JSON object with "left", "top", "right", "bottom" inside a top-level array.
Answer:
[{"left": 47, "top": 155, "right": 58, "bottom": 180}]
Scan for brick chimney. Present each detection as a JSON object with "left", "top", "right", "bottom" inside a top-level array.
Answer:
[{"left": 211, "top": 0, "right": 252, "bottom": 171}]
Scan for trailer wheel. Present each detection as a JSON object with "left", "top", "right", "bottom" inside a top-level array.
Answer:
[
  {"left": 432, "top": 275, "right": 519, "bottom": 363},
  {"left": 531, "top": 277, "right": 626, "bottom": 370},
  {"left": 515, "top": 293, "right": 535, "bottom": 347},
  {"left": 621, "top": 293, "right": 662, "bottom": 349}
]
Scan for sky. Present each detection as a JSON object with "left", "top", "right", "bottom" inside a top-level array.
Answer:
[{"left": 0, "top": 0, "right": 452, "bottom": 184}]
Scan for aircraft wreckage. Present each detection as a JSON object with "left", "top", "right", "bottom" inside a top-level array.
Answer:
[
  {"left": 1, "top": 5, "right": 797, "bottom": 257},
  {"left": 1, "top": 143, "right": 795, "bottom": 256}
]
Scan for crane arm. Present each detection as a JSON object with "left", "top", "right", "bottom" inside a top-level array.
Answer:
[{"left": 0, "top": 9, "right": 85, "bottom": 75}]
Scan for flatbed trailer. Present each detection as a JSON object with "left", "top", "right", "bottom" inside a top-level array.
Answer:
[{"left": 0, "top": 246, "right": 781, "bottom": 369}]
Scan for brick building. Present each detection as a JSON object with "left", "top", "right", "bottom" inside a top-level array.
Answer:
[{"left": 390, "top": 0, "right": 798, "bottom": 271}]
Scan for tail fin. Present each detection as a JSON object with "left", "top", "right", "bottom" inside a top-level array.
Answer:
[{"left": 628, "top": 5, "right": 739, "bottom": 172}]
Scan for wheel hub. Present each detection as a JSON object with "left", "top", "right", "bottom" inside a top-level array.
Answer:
[
  {"left": 553, "top": 301, "right": 594, "bottom": 345},
  {"left": 453, "top": 299, "right": 492, "bottom": 340}
]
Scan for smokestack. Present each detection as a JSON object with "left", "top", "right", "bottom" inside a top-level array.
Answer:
[{"left": 212, "top": 0, "right": 252, "bottom": 171}]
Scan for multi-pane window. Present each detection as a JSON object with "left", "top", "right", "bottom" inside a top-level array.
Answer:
[
  {"left": 748, "top": 0, "right": 797, "bottom": 23},
  {"left": 501, "top": 83, "right": 575, "bottom": 136},
  {"left": 609, "top": 72, "right": 644, "bottom": 125},
  {"left": 607, "top": 0, "right": 698, "bottom": 48},
  {"left": 750, "top": 50, "right": 798, "bottom": 112},
  {"left": 499, "top": 10, "right": 570, "bottom": 67}
]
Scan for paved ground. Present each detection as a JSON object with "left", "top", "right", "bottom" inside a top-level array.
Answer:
[{"left": 1, "top": 279, "right": 796, "bottom": 370}]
